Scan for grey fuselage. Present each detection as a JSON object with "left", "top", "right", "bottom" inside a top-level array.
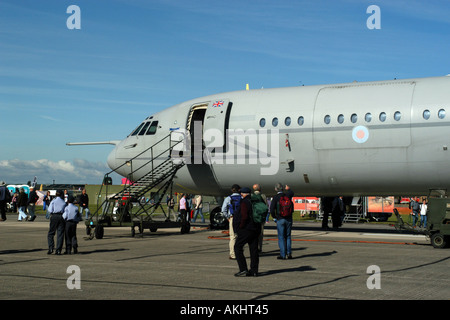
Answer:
[{"left": 107, "top": 76, "right": 450, "bottom": 197}]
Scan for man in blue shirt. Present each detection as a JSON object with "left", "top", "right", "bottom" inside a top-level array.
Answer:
[
  {"left": 47, "top": 190, "right": 67, "bottom": 255},
  {"left": 221, "top": 184, "right": 241, "bottom": 260},
  {"left": 63, "top": 195, "right": 81, "bottom": 254}
]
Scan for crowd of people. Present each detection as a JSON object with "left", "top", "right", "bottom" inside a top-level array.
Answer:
[
  {"left": 0, "top": 180, "right": 430, "bottom": 276},
  {"left": 0, "top": 182, "right": 85, "bottom": 255}
]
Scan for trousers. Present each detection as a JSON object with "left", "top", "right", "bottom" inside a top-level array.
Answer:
[
  {"left": 65, "top": 220, "right": 78, "bottom": 252},
  {"left": 48, "top": 214, "right": 65, "bottom": 252},
  {"left": 234, "top": 227, "right": 260, "bottom": 273}
]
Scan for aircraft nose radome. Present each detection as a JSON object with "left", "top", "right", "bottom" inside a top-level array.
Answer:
[{"left": 107, "top": 148, "right": 117, "bottom": 171}]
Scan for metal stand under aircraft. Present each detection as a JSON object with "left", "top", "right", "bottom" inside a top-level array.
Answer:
[{"left": 85, "top": 133, "right": 189, "bottom": 239}]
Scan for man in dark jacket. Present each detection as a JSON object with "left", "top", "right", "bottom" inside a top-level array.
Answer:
[
  {"left": 79, "top": 188, "right": 90, "bottom": 220},
  {"left": 27, "top": 186, "right": 39, "bottom": 221},
  {"left": 233, "top": 187, "right": 261, "bottom": 277},
  {"left": 0, "top": 182, "right": 11, "bottom": 221}
]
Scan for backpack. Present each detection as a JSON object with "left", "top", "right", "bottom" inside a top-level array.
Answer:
[
  {"left": 228, "top": 194, "right": 241, "bottom": 216},
  {"left": 251, "top": 193, "right": 268, "bottom": 223},
  {"left": 278, "top": 195, "right": 293, "bottom": 217}
]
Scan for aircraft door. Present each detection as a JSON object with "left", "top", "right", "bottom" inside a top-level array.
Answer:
[
  {"left": 184, "top": 100, "right": 231, "bottom": 194},
  {"left": 202, "top": 99, "right": 231, "bottom": 153}
]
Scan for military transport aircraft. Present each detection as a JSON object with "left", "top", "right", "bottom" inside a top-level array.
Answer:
[{"left": 68, "top": 75, "right": 450, "bottom": 199}]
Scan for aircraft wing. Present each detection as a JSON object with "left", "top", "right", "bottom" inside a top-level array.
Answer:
[{"left": 66, "top": 141, "right": 121, "bottom": 146}]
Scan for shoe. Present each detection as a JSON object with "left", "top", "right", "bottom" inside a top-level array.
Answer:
[
  {"left": 55, "top": 251, "right": 61, "bottom": 255},
  {"left": 63, "top": 251, "right": 71, "bottom": 255},
  {"left": 287, "top": 254, "right": 293, "bottom": 259},
  {"left": 277, "top": 256, "right": 286, "bottom": 260},
  {"left": 73, "top": 248, "right": 78, "bottom": 254},
  {"left": 47, "top": 249, "right": 53, "bottom": 255},
  {"left": 229, "top": 256, "right": 236, "bottom": 260},
  {"left": 248, "top": 270, "right": 258, "bottom": 277},
  {"left": 234, "top": 270, "right": 249, "bottom": 277}
]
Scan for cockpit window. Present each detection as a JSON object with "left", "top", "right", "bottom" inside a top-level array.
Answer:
[
  {"left": 146, "top": 121, "right": 159, "bottom": 135},
  {"left": 130, "top": 122, "right": 145, "bottom": 136},
  {"left": 138, "top": 121, "right": 151, "bottom": 135}
]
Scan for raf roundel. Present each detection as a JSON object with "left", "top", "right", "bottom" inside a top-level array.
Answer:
[{"left": 352, "top": 126, "right": 369, "bottom": 144}]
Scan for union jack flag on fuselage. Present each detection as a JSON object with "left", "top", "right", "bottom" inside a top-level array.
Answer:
[{"left": 212, "top": 100, "right": 224, "bottom": 107}]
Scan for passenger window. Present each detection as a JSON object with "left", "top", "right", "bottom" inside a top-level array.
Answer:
[
  {"left": 438, "top": 109, "right": 446, "bottom": 119},
  {"left": 272, "top": 117, "right": 278, "bottom": 127},
  {"left": 297, "top": 116, "right": 304, "bottom": 126},
  {"left": 423, "top": 110, "right": 430, "bottom": 120},
  {"left": 131, "top": 122, "right": 145, "bottom": 136},
  {"left": 138, "top": 122, "right": 151, "bottom": 135},
  {"left": 285, "top": 117, "right": 291, "bottom": 126},
  {"left": 337, "top": 114, "right": 344, "bottom": 124},
  {"left": 146, "top": 121, "right": 159, "bottom": 135},
  {"left": 259, "top": 118, "right": 266, "bottom": 127},
  {"left": 351, "top": 114, "right": 358, "bottom": 123},
  {"left": 394, "top": 111, "right": 401, "bottom": 121},
  {"left": 379, "top": 112, "right": 386, "bottom": 122},
  {"left": 365, "top": 113, "right": 372, "bottom": 123},
  {"left": 324, "top": 115, "right": 331, "bottom": 125}
]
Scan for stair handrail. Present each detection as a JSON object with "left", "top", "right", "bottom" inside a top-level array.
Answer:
[
  {"left": 93, "top": 131, "right": 186, "bottom": 217},
  {"left": 107, "top": 131, "right": 185, "bottom": 177}
]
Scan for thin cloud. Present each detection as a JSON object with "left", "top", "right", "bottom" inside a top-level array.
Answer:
[
  {"left": 0, "top": 158, "right": 111, "bottom": 184},
  {"left": 40, "top": 115, "right": 61, "bottom": 122}
]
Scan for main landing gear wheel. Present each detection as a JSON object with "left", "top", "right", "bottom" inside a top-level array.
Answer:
[{"left": 209, "top": 207, "right": 228, "bottom": 230}]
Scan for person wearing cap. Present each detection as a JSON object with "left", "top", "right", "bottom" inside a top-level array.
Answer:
[
  {"left": 63, "top": 195, "right": 81, "bottom": 254},
  {"left": 47, "top": 190, "right": 67, "bottom": 255},
  {"left": 233, "top": 187, "right": 261, "bottom": 277}
]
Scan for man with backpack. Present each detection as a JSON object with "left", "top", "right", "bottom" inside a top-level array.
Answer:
[
  {"left": 252, "top": 184, "right": 268, "bottom": 253},
  {"left": 233, "top": 187, "right": 261, "bottom": 277},
  {"left": 270, "top": 182, "right": 294, "bottom": 260},
  {"left": 221, "top": 184, "right": 241, "bottom": 260}
]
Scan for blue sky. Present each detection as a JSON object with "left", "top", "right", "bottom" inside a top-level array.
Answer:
[{"left": 0, "top": 0, "right": 449, "bottom": 184}]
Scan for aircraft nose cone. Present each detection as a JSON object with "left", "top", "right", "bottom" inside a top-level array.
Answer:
[{"left": 107, "top": 148, "right": 117, "bottom": 171}]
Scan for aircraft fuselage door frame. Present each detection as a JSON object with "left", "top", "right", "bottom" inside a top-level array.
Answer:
[{"left": 183, "top": 100, "right": 232, "bottom": 194}]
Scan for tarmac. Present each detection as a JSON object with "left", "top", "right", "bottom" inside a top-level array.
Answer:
[{"left": 0, "top": 214, "right": 449, "bottom": 307}]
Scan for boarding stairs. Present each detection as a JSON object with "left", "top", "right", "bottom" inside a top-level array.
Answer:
[
  {"left": 343, "top": 197, "right": 366, "bottom": 223},
  {"left": 87, "top": 132, "right": 188, "bottom": 239}
]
